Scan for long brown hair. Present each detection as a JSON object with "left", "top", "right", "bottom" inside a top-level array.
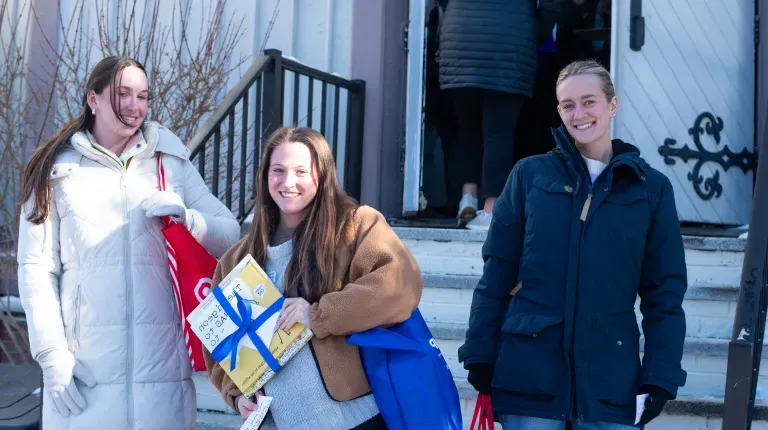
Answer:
[
  {"left": 247, "top": 127, "right": 358, "bottom": 302},
  {"left": 20, "top": 56, "right": 147, "bottom": 224}
]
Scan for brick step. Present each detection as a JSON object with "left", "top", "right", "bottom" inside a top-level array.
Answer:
[{"left": 418, "top": 274, "right": 739, "bottom": 339}]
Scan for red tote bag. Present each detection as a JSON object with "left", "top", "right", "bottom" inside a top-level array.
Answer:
[
  {"left": 157, "top": 155, "right": 218, "bottom": 372},
  {"left": 470, "top": 393, "right": 494, "bottom": 430}
]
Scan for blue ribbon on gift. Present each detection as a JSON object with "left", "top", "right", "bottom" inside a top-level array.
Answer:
[{"left": 209, "top": 285, "right": 285, "bottom": 372}]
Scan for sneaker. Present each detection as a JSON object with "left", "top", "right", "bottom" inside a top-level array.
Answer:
[
  {"left": 466, "top": 210, "right": 492, "bottom": 231},
  {"left": 457, "top": 193, "right": 478, "bottom": 222}
]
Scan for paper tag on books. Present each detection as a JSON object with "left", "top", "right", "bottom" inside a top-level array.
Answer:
[{"left": 239, "top": 396, "right": 273, "bottom": 430}]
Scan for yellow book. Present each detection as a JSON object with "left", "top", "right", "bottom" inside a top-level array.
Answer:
[{"left": 187, "top": 254, "right": 313, "bottom": 396}]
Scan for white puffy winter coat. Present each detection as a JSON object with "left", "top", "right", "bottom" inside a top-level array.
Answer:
[{"left": 17, "top": 122, "right": 241, "bottom": 429}]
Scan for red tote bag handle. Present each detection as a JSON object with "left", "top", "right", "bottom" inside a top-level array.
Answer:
[
  {"left": 470, "top": 393, "right": 494, "bottom": 430},
  {"left": 156, "top": 155, "right": 172, "bottom": 229}
]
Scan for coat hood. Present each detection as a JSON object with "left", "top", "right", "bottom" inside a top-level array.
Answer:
[{"left": 550, "top": 124, "right": 649, "bottom": 179}]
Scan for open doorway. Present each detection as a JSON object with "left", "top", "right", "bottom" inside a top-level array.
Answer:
[
  {"left": 399, "top": 0, "right": 614, "bottom": 228},
  {"left": 400, "top": 0, "right": 757, "bottom": 233}
]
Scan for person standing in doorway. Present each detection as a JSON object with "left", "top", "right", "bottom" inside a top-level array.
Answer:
[
  {"left": 458, "top": 60, "right": 687, "bottom": 428},
  {"left": 438, "top": 0, "right": 569, "bottom": 230}
]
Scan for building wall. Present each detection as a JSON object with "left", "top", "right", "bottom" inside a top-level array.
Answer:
[{"left": 351, "top": 0, "right": 409, "bottom": 215}]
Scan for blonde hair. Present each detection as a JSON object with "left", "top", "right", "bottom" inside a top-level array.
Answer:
[{"left": 556, "top": 59, "right": 615, "bottom": 101}]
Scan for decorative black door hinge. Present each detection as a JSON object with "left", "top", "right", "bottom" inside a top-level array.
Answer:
[{"left": 658, "top": 112, "right": 756, "bottom": 200}]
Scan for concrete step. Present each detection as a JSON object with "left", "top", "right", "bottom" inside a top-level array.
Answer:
[
  {"left": 195, "top": 410, "right": 240, "bottom": 429},
  {"left": 451, "top": 379, "right": 768, "bottom": 430},
  {"left": 427, "top": 321, "right": 768, "bottom": 403},
  {"left": 193, "top": 323, "right": 768, "bottom": 418},
  {"left": 393, "top": 228, "right": 747, "bottom": 254},
  {"left": 395, "top": 229, "right": 746, "bottom": 291},
  {"left": 418, "top": 274, "right": 740, "bottom": 340},
  {"left": 194, "top": 378, "right": 768, "bottom": 429},
  {"left": 399, "top": 229, "right": 746, "bottom": 340}
]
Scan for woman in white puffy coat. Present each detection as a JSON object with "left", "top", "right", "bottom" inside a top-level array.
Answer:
[{"left": 17, "top": 56, "right": 241, "bottom": 429}]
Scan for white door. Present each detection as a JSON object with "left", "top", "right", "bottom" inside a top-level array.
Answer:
[
  {"left": 402, "top": 0, "right": 428, "bottom": 216},
  {"left": 610, "top": 0, "right": 756, "bottom": 225}
]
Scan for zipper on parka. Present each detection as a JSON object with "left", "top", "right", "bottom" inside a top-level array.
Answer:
[{"left": 121, "top": 176, "right": 135, "bottom": 429}]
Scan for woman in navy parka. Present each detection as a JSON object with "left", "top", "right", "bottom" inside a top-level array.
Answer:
[{"left": 458, "top": 60, "right": 687, "bottom": 429}]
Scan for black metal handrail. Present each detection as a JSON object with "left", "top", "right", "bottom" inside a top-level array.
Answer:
[{"left": 186, "top": 49, "right": 366, "bottom": 222}]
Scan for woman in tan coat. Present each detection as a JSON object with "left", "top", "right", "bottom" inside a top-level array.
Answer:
[{"left": 204, "top": 126, "right": 423, "bottom": 430}]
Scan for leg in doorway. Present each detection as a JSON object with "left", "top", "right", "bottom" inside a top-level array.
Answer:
[
  {"left": 449, "top": 87, "right": 484, "bottom": 222},
  {"left": 438, "top": 89, "right": 461, "bottom": 216},
  {"left": 465, "top": 90, "right": 525, "bottom": 231}
]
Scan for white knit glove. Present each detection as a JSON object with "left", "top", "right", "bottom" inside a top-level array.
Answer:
[
  {"left": 141, "top": 191, "right": 190, "bottom": 227},
  {"left": 38, "top": 349, "right": 96, "bottom": 417}
]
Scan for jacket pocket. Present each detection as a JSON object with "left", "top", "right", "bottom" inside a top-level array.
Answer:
[
  {"left": 590, "top": 311, "right": 641, "bottom": 407},
  {"left": 165, "top": 281, "right": 181, "bottom": 334},
  {"left": 492, "top": 314, "right": 565, "bottom": 396},
  {"left": 532, "top": 175, "right": 574, "bottom": 196},
  {"left": 603, "top": 184, "right": 647, "bottom": 206}
]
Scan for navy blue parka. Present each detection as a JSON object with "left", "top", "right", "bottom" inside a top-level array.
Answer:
[{"left": 458, "top": 125, "right": 688, "bottom": 425}]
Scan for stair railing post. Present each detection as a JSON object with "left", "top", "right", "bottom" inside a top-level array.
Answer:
[
  {"left": 344, "top": 80, "right": 366, "bottom": 202},
  {"left": 262, "top": 49, "right": 284, "bottom": 144},
  {"left": 723, "top": 85, "right": 768, "bottom": 430}
]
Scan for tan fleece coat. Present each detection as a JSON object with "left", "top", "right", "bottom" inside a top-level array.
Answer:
[{"left": 203, "top": 205, "right": 423, "bottom": 410}]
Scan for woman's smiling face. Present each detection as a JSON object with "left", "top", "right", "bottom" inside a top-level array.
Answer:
[
  {"left": 556, "top": 73, "right": 618, "bottom": 147},
  {"left": 267, "top": 141, "right": 319, "bottom": 228}
]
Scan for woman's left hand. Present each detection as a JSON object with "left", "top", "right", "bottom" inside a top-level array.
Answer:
[{"left": 278, "top": 297, "right": 311, "bottom": 332}]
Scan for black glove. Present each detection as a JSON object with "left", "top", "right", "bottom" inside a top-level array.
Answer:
[
  {"left": 467, "top": 363, "right": 494, "bottom": 394},
  {"left": 638, "top": 385, "right": 673, "bottom": 426}
]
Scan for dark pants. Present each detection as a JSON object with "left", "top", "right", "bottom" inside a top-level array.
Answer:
[
  {"left": 449, "top": 88, "right": 525, "bottom": 199},
  {"left": 514, "top": 52, "right": 567, "bottom": 163}
]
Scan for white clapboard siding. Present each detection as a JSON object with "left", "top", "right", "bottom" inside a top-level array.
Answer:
[
  {"left": 611, "top": 0, "right": 755, "bottom": 225},
  {"left": 55, "top": 0, "right": 354, "bottom": 100}
]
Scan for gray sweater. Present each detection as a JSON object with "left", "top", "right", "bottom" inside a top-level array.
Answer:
[{"left": 260, "top": 238, "right": 379, "bottom": 430}]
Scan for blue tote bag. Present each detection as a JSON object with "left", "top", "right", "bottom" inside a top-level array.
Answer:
[{"left": 346, "top": 309, "right": 462, "bottom": 430}]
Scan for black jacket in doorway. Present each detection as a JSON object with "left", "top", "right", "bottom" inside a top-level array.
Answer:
[{"left": 438, "top": 0, "right": 569, "bottom": 96}]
